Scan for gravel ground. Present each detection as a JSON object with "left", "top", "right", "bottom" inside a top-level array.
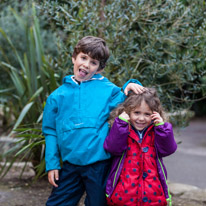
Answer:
[
  {"left": 0, "top": 165, "right": 85, "bottom": 206},
  {"left": 0, "top": 169, "right": 201, "bottom": 206},
  {"left": 0, "top": 177, "right": 51, "bottom": 206}
]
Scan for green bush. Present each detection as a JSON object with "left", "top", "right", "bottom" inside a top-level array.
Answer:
[
  {"left": 0, "top": 3, "right": 61, "bottom": 177},
  {"left": 1, "top": 0, "right": 206, "bottom": 178},
  {"left": 38, "top": 0, "right": 206, "bottom": 114},
  {"left": 0, "top": 1, "right": 59, "bottom": 89}
]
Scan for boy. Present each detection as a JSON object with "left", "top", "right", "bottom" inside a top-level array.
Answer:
[{"left": 42, "top": 36, "right": 143, "bottom": 206}]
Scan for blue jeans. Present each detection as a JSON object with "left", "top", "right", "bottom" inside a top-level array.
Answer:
[{"left": 46, "top": 159, "right": 111, "bottom": 206}]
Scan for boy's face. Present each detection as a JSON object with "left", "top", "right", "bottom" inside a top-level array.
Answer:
[{"left": 72, "top": 52, "right": 102, "bottom": 82}]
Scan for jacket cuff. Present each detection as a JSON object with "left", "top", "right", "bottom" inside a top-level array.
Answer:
[
  {"left": 154, "top": 122, "right": 164, "bottom": 126},
  {"left": 118, "top": 115, "right": 129, "bottom": 123}
]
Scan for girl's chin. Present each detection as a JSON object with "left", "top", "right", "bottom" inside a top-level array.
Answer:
[
  {"left": 134, "top": 124, "right": 146, "bottom": 130},
  {"left": 136, "top": 127, "right": 145, "bottom": 131}
]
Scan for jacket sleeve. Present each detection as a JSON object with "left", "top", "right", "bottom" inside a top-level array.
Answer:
[
  {"left": 154, "top": 122, "right": 177, "bottom": 158},
  {"left": 109, "top": 86, "right": 125, "bottom": 110},
  {"left": 103, "top": 117, "right": 129, "bottom": 156},
  {"left": 42, "top": 94, "right": 61, "bottom": 172}
]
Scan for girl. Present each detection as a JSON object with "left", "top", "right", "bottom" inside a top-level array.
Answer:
[{"left": 103, "top": 88, "right": 177, "bottom": 206}]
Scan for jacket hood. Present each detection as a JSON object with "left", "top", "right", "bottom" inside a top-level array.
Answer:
[{"left": 63, "top": 74, "right": 104, "bottom": 84}]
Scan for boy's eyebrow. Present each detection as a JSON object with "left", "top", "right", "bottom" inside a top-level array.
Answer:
[
  {"left": 81, "top": 53, "right": 98, "bottom": 60},
  {"left": 87, "top": 54, "right": 100, "bottom": 62}
]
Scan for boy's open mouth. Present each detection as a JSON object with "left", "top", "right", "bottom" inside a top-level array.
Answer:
[{"left": 79, "top": 68, "right": 88, "bottom": 76}]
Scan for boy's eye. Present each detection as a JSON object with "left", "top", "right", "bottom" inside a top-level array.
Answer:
[
  {"left": 145, "top": 113, "right": 151, "bottom": 116},
  {"left": 81, "top": 56, "right": 87, "bottom": 60},
  {"left": 91, "top": 61, "right": 97, "bottom": 65}
]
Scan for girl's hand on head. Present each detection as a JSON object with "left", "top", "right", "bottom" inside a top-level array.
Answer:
[
  {"left": 124, "top": 83, "right": 145, "bottom": 95},
  {"left": 151, "top": 111, "right": 163, "bottom": 124},
  {"left": 48, "top": 169, "right": 59, "bottom": 187},
  {"left": 119, "top": 111, "right": 130, "bottom": 121}
]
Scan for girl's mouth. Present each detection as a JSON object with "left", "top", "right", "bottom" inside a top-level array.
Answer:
[{"left": 135, "top": 122, "right": 146, "bottom": 127}]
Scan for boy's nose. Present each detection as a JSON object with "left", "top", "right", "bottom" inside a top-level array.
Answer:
[{"left": 83, "top": 60, "right": 89, "bottom": 68}]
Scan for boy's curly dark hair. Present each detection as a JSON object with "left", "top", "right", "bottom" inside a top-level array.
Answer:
[
  {"left": 72, "top": 36, "right": 109, "bottom": 71},
  {"left": 109, "top": 88, "right": 165, "bottom": 126}
]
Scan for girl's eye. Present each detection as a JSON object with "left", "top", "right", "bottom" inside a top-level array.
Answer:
[
  {"left": 145, "top": 113, "right": 151, "bottom": 116},
  {"left": 91, "top": 61, "right": 97, "bottom": 65}
]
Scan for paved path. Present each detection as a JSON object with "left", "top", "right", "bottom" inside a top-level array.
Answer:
[
  {"left": 1, "top": 118, "right": 206, "bottom": 205},
  {"left": 164, "top": 118, "right": 206, "bottom": 189}
]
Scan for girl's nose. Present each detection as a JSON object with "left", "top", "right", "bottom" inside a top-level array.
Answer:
[{"left": 139, "top": 115, "right": 144, "bottom": 120}]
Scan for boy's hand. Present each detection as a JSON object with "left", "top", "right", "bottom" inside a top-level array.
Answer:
[
  {"left": 151, "top": 111, "right": 163, "bottom": 124},
  {"left": 119, "top": 111, "right": 130, "bottom": 121},
  {"left": 124, "top": 83, "right": 145, "bottom": 95},
  {"left": 48, "top": 169, "right": 59, "bottom": 187}
]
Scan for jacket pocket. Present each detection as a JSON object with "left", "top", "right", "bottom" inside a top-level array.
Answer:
[{"left": 60, "top": 117, "right": 98, "bottom": 132}]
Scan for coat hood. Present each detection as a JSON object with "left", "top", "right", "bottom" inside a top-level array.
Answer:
[{"left": 63, "top": 74, "right": 104, "bottom": 84}]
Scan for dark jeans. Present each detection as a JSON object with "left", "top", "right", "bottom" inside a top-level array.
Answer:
[{"left": 46, "top": 159, "right": 111, "bottom": 206}]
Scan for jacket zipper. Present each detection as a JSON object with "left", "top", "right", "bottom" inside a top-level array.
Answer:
[
  {"left": 106, "top": 152, "right": 125, "bottom": 198},
  {"left": 78, "top": 85, "right": 81, "bottom": 110},
  {"left": 135, "top": 130, "right": 144, "bottom": 206},
  {"left": 141, "top": 151, "right": 143, "bottom": 206},
  {"left": 154, "top": 142, "right": 172, "bottom": 206},
  {"left": 112, "top": 151, "right": 125, "bottom": 187},
  {"left": 157, "top": 157, "right": 172, "bottom": 206}
]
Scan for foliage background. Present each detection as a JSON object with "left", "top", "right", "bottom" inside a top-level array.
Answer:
[{"left": 0, "top": 0, "right": 206, "bottom": 177}]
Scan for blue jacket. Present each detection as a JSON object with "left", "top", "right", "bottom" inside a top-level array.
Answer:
[{"left": 42, "top": 74, "right": 141, "bottom": 171}]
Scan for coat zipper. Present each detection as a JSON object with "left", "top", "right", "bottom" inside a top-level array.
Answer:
[
  {"left": 113, "top": 151, "right": 125, "bottom": 187},
  {"left": 157, "top": 157, "right": 172, "bottom": 206},
  {"left": 106, "top": 151, "right": 126, "bottom": 198}
]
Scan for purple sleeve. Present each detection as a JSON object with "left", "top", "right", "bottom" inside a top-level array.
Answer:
[
  {"left": 154, "top": 122, "right": 177, "bottom": 157},
  {"left": 103, "top": 117, "right": 129, "bottom": 156}
]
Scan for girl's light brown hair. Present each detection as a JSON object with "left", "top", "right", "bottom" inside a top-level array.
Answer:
[{"left": 109, "top": 88, "right": 165, "bottom": 126}]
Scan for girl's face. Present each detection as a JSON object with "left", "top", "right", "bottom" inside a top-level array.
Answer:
[{"left": 129, "top": 100, "right": 153, "bottom": 131}]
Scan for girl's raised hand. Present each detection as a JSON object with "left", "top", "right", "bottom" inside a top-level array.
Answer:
[
  {"left": 151, "top": 111, "right": 163, "bottom": 124},
  {"left": 119, "top": 111, "right": 130, "bottom": 122}
]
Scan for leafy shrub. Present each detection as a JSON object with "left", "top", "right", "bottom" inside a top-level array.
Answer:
[
  {"left": 0, "top": 1, "right": 59, "bottom": 89},
  {"left": 38, "top": 0, "right": 206, "bottom": 115},
  {"left": 0, "top": 3, "right": 62, "bottom": 177},
  {"left": 1, "top": 0, "right": 206, "bottom": 178}
]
